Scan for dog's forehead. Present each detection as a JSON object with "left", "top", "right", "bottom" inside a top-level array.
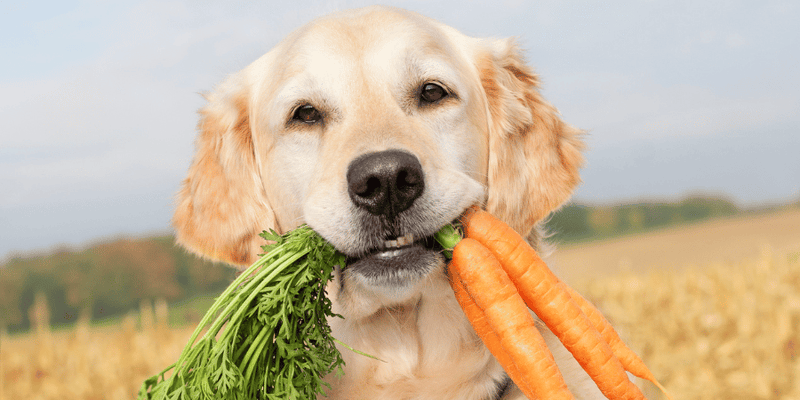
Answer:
[
  {"left": 284, "top": 9, "right": 462, "bottom": 84},
  {"left": 307, "top": 8, "right": 448, "bottom": 52}
]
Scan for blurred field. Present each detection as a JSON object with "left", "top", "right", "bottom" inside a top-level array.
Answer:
[
  {"left": 576, "top": 243, "right": 800, "bottom": 399},
  {"left": 2, "top": 210, "right": 799, "bottom": 399},
  {"left": 0, "top": 299, "right": 196, "bottom": 400},
  {"left": 553, "top": 208, "right": 800, "bottom": 281}
]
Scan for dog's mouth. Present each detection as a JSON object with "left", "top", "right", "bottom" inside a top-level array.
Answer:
[
  {"left": 373, "top": 233, "right": 438, "bottom": 258},
  {"left": 345, "top": 231, "right": 444, "bottom": 287}
]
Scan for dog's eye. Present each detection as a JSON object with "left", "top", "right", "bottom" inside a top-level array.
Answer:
[
  {"left": 292, "top": 104, "right": 322, "bottom": 124},
  {"left": 420, "top": 83, "right": 448, "bottom": 104}
]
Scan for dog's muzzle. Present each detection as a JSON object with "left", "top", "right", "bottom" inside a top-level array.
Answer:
[{"left": 343, "top": 149, "right": 444, "bottom": 286}]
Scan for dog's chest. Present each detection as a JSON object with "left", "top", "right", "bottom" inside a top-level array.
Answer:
[{"left": 323, "top": 294, "right": 508, "bottom": 399}]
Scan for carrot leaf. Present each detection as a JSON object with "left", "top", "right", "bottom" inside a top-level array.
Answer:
[{"left": 137, "top": 225, "right": 346, "bottom": 400}]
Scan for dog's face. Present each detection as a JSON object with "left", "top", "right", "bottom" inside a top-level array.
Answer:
[
  {"left": 261, "top": 10, "right": 489, "bottom": 294},
  {"left": 173, "top": 5, "right": 583, "bottom": 304}
]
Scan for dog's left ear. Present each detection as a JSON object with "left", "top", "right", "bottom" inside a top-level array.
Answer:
[
  {"left": 478, "top": 38, "right": 585, "bottom": 238},
  {"left": 172, "top": 72, "right": 277, "bottom": 267}
]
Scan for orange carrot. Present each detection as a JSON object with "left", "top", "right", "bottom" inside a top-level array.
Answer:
[
  {"left": 451, "top": 238, "right": 575, "bottom": 400},
  {"left": 449, "top": 267, "right": 538, "bottom": 399},
  {"left": 562, "top": 284, "right": 674, "bottom": 400},
  {"left": 463, "top": 209, "right": 646, "bottom": 400}
]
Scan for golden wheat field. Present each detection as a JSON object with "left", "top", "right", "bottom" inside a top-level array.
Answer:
[{"left": 2, "top": 209, "right": 799, "bottom": 400}]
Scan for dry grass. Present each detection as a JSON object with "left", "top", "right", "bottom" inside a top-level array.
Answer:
[
  {"left": 554, "top": 208, "right": 800, "bottom": 280},
  {"left": 2, "top": 212, "right": 799, "bottom": 399},
  {"left": 575, "top": 245, "right": 800, "bottom": 400},
  {"left": 1, "top": 299, "right": 195, "bottom": 400}
]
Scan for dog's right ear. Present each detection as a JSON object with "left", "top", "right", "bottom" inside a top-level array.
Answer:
[
  {"left": 477, "top": 38, "right": 585, "bottom": 238},
  {"left": 173, "top": 73, "right": 276, "bottom": 267}
]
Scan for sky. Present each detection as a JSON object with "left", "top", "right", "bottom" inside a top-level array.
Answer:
[{"left": 2, "top": 0, "right": 799, "bottom": 259}]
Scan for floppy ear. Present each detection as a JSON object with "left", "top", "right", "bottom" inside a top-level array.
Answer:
[
  {"left": 479, "top": 39, "right": 585, "bottom": 238},
  {"left": 173, "top": 73, "right": 276, "bottom": 267}
]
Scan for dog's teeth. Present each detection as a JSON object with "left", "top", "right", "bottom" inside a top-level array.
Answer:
[{"left": 383, "top": 234, "right": 414, "bottom": 249}]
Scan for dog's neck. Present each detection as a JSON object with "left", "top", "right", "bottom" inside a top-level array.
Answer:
[{"left": 323, "top": 265, "right": 509, "bottom": 399}]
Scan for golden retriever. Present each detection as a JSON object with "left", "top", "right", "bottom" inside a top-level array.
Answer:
[{"left": 172, "top": 5, "right": 599, "bottom": 399}]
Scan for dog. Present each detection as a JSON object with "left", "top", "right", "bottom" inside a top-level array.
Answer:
[{"left": 172, "top": 5, "right": 599, "bottom": 399}]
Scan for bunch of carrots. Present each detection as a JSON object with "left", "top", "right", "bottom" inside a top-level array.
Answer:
[{"left": 439, "top": 208, "right": 672, "bottom": 400}]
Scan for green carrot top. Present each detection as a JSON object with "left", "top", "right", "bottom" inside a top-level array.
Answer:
[{"left": 138, "top": 225, "right": 345, "bottom": 400}]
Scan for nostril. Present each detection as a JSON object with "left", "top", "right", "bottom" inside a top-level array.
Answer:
[
  {"left": 396, "top": 168, "right": 421, "bottom": 193},
  {"left": 355, "top": 176, "right": 382, "bottom": 198},
  {"left": 396, "top": 170, "right": 410, "bottom": 190}
]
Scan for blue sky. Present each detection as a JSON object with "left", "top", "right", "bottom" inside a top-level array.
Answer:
[{"left": 2, "top": 0, "right": 798, "bottom": 259}]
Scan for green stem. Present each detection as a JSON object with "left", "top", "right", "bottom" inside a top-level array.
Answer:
[
  {"left": 172, "top": 251, "right": 276, "bottom": 372},
  {"left": 171, "top": 246, "right": 300, "bottom": 377},
  {"left": 242, "top": 324, "right": 272, "bottom": 383},
  {"left": 433, "top": 223, "right": 463, "bottom": 258},
  {"left": 332, "top": 337, "right": 387, "bottom": 363},
  {"left": 217, "top": 249, "right": 309, "bottom": 345},
  {"left": 232, "top": 328, "right": 256, "bottom": 362}
]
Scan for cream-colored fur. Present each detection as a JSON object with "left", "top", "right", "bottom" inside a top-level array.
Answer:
[{"left": 173, "top": 6, "right": 600, "bottom": 399}]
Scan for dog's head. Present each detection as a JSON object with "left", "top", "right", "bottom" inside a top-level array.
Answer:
[{"left": 173, "top": 6, "right": 583, "bottom": 299}]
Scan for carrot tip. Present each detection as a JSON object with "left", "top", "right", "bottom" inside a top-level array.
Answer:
[{"left": 650, "top": 379, "right": 674, "bottom": 400}]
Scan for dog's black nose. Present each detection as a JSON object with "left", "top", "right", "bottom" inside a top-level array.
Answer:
[{"left": 347, "top": 149, "right": 425, "bottom": 219}]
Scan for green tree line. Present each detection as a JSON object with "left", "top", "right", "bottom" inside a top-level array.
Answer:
[
  {"left": 544, "top": 195, "right": 741, "bottom": 243},
  {"left": 0, "top": 235, "right": 235, "bottom": 332}
]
